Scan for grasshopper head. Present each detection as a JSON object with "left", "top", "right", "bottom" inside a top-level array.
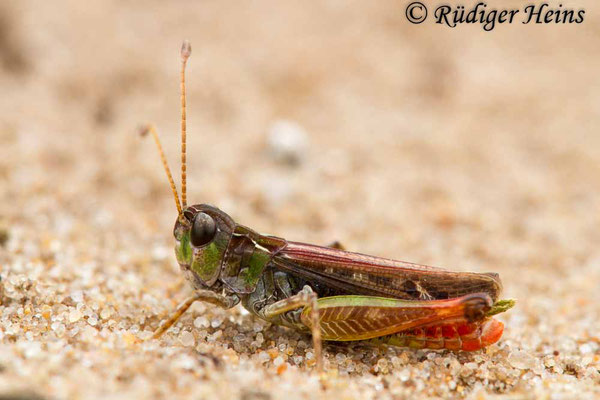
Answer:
[{"left": 173, "top": 204, "right": 235, "bottom": 287}]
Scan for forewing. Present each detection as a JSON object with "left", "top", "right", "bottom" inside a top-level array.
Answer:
[{"left": 273, "top": 241, "right": 502, "bottom": 301}]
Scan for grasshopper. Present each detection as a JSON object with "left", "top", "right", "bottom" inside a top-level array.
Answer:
[{"left": 142, "top": 41, "right": 514, "bottom": 374}]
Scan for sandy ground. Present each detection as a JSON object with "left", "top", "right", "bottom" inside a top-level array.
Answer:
[{"left": 1, "top": 1, "right": 600, "bottom": 399}]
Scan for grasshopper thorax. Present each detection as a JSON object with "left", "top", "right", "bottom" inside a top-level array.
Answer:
[{"left": 173, "top": 204, "right": 236, "bottom": 288}]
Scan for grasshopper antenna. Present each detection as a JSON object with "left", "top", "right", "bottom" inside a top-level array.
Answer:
[
  {"left": 180, "top": 40, "right": 191, "bottom": 209},
  {"left": 140, "top": 125, "right": 183, "bottom": 218}
]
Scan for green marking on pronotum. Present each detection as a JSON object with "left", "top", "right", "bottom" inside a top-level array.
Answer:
[
  {"left": 241, "top": 247, "right": 271, "bottom": 288},
  {"left": 486, "top": 299, "right": 516, "bottom": 317}
]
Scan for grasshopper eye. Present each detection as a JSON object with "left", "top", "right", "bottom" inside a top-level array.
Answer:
[{"left": 190, "top": 212, "right": 217, "bottom": 247}]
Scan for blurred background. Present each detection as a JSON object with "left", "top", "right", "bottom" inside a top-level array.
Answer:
[{"left": 0, "top": 0, "right": 599, "bottom": 398}]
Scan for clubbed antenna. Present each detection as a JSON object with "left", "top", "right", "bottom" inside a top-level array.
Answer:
[
  {"left": 140, "top": 125, "right": 183, "bottom": 217},
  {"left": 180, "top": 40, "right": 191, "bottom": 208}
]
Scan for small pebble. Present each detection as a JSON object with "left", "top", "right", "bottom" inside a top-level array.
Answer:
[
  {"left": 277, "top": 363, "right": 287, "bottom": 375},
  {"left": 71, "top": 291, "right": 84, "bottom": 303},
  {"left": 69, "top": 309, "right": 82, "bottom": 323},
  {"left": 194, "top": 316, "right": 209, "bottom": 329},
  {"left": 100, "top": 308, "right": 112, "bottom": 320},
  {"left": 257, "top": 351, "right": 270, "bottom": 364},
  {"left": 41, "top": 305, "right": 52, "bottom": 320},
  {"left": 210, "top": 317, "right": 224, "bottom": 329},
  {"left": 51, "top": 322, "right": 66, "bottom": 337},
  {"left": 508, "top": 350, "right": 537, "bottom": 370},
  {"left": 266, "top": 119, "right": 308, "bottom": 165},
  {"left": 179, "top": 331, "right": 195, "bottom": 347}
]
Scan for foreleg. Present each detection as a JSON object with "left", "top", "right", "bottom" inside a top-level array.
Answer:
[{"left": 149, "top": 290, "right": 238, "bottom": 340}]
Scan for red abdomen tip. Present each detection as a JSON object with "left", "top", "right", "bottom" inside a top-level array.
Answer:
[
  {"left": 459, "top": 318, "right": 504, "bottom": 351},
  {"left": 481, "top": 318, "right": 504, "bottom": 347}
]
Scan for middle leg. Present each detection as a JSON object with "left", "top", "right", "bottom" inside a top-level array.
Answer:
[{"left": 260, "top": 285, "right": 323, "bottom": 374}]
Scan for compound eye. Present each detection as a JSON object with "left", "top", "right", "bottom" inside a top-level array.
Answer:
[{"left": 190, "top": 212, "right": 217, "bottom": 247}]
